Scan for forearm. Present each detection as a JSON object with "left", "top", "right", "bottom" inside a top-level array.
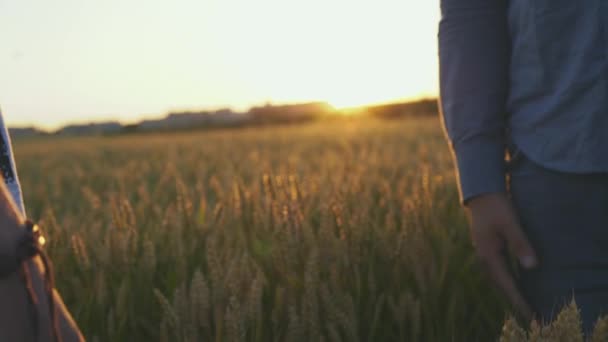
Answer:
[
  {"left": 0, "top": 177, "right": 84, "bottom": 341},
  {"left": 438, "top": 0, "right": 511, "bottom": 204}
]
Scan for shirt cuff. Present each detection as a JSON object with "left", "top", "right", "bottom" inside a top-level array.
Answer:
[{"left": 453, "top": 138, "right": 507, "bottom": 205}]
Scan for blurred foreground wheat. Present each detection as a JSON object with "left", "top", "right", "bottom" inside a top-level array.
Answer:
[{"left": 500, "top": 301, "right": 608, "bottom": 342}]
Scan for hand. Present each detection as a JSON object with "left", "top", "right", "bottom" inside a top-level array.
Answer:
[{"left": 467, "top": 192, "right": 538, "bottom": 321}]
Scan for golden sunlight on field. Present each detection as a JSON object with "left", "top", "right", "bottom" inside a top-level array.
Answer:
[
  {"left": 11, "top": 115, "right": 599, "bottom": 340},
  {"left": 14, "top": 116, "right": 505, "bottom": 341}
]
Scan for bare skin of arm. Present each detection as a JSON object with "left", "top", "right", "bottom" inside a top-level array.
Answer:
[
  {"left": 466, "top": 192, "right": 539, "bottom": 321},
  {"left": 0, "top": 177, "right": 84, "bottom": 341}
]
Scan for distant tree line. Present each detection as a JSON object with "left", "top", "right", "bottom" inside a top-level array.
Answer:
[
  {"left": 365, "top": 98, "right": 438, "bottom": 119},
  {"left": 9, "top": 98, "right": 439, "bottom": 138}
]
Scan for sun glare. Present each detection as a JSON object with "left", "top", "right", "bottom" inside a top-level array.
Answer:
[
  {"left": 323, "top": 84, "right": 394, "bottom": 109},
  {"left": 0, "top": 0, "right": 439, "bottom": 127},
  {"left": 218, "top": 0, "right": 441, "bottom": 112},
  {"left": 327, "top": 95, "right": 392, "bottom": 110}
]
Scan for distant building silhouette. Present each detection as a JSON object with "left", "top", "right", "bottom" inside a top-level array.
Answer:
[
  {"left": 138, "top": 109, "right": 248, "bottom": 131},
  {"left": 8, "top": 127, "right": 46, "bottom": 138},
  {"left": 57, "top": 122, "right": 122, "bottom": 135}
]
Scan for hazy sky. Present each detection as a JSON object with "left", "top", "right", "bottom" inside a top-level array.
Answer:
[{"left": 1, "top": 0, "right": 440, "bottom": 129}]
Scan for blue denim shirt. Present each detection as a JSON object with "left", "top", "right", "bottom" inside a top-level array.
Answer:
[
  {"left": 439, "top": 0, "right": 608, "bottom": 203},
  {"left": 0, "top": 109, "right": 25, "bottom": 214}
]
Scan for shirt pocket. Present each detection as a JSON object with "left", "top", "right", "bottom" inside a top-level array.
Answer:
[{"left": 533, "top": 0, "right": 604, "bottom": 86}]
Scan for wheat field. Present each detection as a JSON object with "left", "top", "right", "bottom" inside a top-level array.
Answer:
[{"left": 12, "top": 116, "right": 530, "bottom": 341}]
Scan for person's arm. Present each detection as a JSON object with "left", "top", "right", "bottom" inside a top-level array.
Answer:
[
  {"left": 438, "top": 0, "right": 510, "bottom": 203},
  {"left": 0, "top": 176, "right": 84, "bottom": 341},
  {"left": 438, "top": 0, "right": 538, "bottom": 321},
  {"left": 0, "top": 175, "right": 84, "bottom": 341}
]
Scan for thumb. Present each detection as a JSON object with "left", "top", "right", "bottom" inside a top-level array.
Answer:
[{"left": 504, "top": 223, "right": 538, "bottom": 270}]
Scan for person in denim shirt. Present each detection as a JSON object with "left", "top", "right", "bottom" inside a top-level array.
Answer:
[{"left": 439, "top": 0, "right": 608, "bottom": 332}]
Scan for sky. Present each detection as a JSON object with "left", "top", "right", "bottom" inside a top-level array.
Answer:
[{"left": 0, "top": 0, "right": 440, "bottom": 129}]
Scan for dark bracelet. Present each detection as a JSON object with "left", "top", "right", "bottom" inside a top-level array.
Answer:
[
  {"left": 0, "top": 220, "right": 46, "bottom": 278},
  {"left": 16, "top": 220, "right": 46, "bottom": 262}
]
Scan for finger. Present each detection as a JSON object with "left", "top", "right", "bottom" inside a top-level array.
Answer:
[
  {"left": 503, "top": 222, "right": 538, "bottom": 270},
  {"left": 480, "top": 250, "right": 534, "bottom": 320}
]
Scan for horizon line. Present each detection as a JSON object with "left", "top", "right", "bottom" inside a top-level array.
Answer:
[{"left": 7, "top": 96, "right": 439, "bottom": 131}]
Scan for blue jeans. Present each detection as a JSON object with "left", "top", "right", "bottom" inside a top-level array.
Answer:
[{"left": 509, "top": 148, "right": 608, "bottom": 333}]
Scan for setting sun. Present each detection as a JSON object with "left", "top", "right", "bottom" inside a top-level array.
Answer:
[{"left": 0, "top": 0, "right": 440, "bottom": 128}]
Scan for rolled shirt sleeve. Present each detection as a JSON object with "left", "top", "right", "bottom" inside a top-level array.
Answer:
[{"left": 438, "top": 0, "right": 510, "bottom": 204}]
